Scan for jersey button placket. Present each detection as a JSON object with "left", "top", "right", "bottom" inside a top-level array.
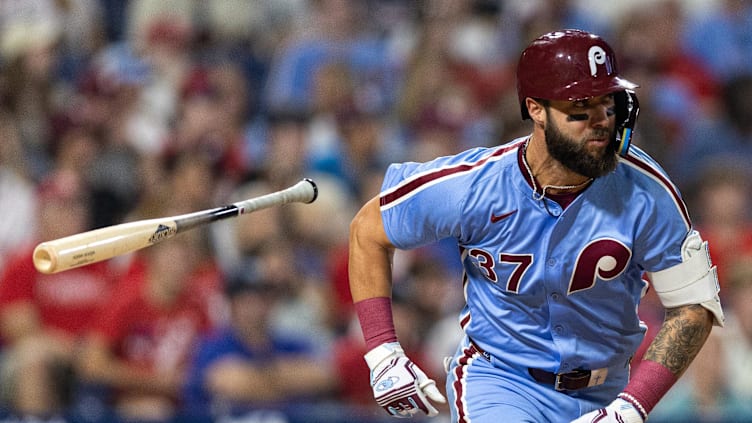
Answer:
[{"left": 545, "top": 199, "right": 563, "bottom": 217}]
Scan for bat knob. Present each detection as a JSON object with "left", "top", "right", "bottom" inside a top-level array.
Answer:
[
  {"left": 304, "top": 178, "right": 319, "bottom": 204},
  {"left": 33, "top": 244, "right": 56, "bottom": 274}
]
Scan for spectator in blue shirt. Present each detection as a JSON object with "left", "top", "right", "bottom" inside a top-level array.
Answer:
[{"left": 181, "top": 269, "right": 335, "bottom": 421}]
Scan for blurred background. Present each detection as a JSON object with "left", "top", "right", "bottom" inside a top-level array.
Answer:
[{"left": 0, "top": 0, "right": 751, "bottom": 422}]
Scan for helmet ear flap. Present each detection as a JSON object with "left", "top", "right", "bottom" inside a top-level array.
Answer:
[{"left": 613, "top": 90, "right": 639, "bottom": 156}]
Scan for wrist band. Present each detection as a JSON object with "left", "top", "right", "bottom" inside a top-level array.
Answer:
[
  {"left": 621, "top": 360, "right": 678, "bottom": 418},
  {"left": 354, "top": 297, "right": 397, "bottom": 350}
]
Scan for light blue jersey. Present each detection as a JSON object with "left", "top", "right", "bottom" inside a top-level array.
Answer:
[{"left": 379, "top": 137, "right": 692, "bottom": 421}]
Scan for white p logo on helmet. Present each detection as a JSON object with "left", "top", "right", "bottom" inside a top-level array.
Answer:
[{"left": 588, "top": 46, "right": 607, "bottom": 77}]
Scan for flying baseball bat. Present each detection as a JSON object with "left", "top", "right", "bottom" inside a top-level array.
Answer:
[{"left": 33, "top": 178, "right": 318, "bottom": 274}]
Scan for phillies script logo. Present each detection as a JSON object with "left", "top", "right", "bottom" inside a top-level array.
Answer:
[
  {"left": 149, "top": 224, "right": 177, "bottom": 243},
  {"left": 588, "top": 45, "right": 613, "bottom": 77}
]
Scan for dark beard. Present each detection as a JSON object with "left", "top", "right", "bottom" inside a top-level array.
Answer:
[{"left": 544, "top": 118, "right": 618, "bottom": 179}]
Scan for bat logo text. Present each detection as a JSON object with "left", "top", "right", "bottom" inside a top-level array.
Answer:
[{"left": 149, "top": 224, "right": 177, "bottom": 243}]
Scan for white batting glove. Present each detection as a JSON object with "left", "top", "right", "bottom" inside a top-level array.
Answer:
[
  {"left": 365, "top": 342, "right": 446, "bottom": 418},
  {"left": 570, "top": 398, "right": 645, "bottom": 423}
]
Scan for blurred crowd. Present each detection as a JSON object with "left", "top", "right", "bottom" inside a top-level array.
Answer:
[{"left": 0, "top": 0, "right": 751, "bottom": 422}]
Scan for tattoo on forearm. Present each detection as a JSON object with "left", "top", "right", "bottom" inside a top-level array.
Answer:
[{"left": 643, "top": 304, "right": 712, "bottom": 375}]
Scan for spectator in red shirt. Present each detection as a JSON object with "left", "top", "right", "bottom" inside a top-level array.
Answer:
[
  {"left": 689, "top": 164, "right": 752, "bottom": 295},
  {"left": 0, "top": 169, "right": 116, "bottom": 419},
  {"left": 75, "top": 230, "right": 217, "bottom": 423}
]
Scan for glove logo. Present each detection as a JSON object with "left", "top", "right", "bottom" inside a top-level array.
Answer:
[{"left": 375, "top": 376, "right": 400, "bottom": 391}]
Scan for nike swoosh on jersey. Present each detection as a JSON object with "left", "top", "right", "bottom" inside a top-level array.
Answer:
[{"left": 490, "top": 210, "right": 517, "bottom": 223}]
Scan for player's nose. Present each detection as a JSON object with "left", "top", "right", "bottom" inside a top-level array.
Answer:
[{"left": 589, "top": 104, "right": 612, "bottom": 127}]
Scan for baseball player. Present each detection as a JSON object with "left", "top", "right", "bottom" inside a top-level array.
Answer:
[{"left": 348, "top": 29, "right": 724, "bottom": 422}]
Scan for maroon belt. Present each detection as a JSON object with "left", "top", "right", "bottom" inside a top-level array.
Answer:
[
  {"left": 528, "top": 367, "right": 594, "bottom": 391},
  {"left": 468, "top": 339, "right": 606, "bottom": 392}
]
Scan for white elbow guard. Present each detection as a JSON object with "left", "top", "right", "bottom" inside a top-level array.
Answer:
[{"left": 647, "top": 230, "right": 724, "bottom": 327}]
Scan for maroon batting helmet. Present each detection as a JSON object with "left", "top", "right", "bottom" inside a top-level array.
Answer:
[{"left": 517, "top": 29, "right": 640, "bottom": 156}]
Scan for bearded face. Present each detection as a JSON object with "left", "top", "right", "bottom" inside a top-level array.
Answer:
[{"left": 544, "top": 111, "right": 618, "bottom": 179}]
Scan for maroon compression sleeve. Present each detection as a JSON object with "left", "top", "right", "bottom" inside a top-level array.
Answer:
[
  {"left": 618, "top": 360, "right": 678, "bottom": 420},
  {"left": 354, "top": 296, "right": 397, "bottom": 350}
]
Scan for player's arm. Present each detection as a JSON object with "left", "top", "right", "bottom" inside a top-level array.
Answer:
[
  {"left": 642, "top": 304, "right": 713, "bottom": 377},
  {"left": 349, "top": 196, "right": 446, "bottom": 418},
  {"left": 573, "top": 230, "right": 723, "bottom": 423},
  {"left": 573, "top": 309, "right": 713, "bottom": 423},
  {"left": 349, "top": 196, "right": 394, "bottom": 302}
]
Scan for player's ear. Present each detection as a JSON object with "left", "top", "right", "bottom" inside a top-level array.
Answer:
[{"left": 526, "top": 98, "right": 546, "bottom": 127}]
